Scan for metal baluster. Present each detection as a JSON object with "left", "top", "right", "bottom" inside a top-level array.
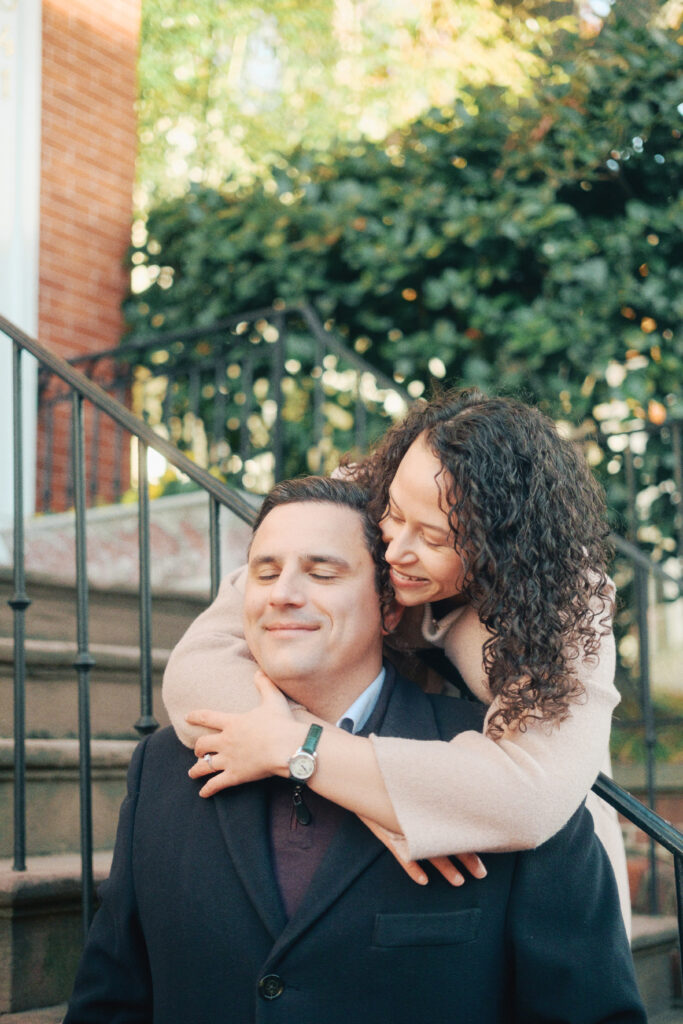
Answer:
[
  {"left": 209, "top": 495, "right": 221, "bottom": 602},
  {"left": 272, "top": 316, "right": 285, "bottom": 481},
  {"left": 161, "top": 369, "right": 175, "bottom": 433},
  {"left": 112, "top": 393, "right": 125, "bottom": 501},
  {"left": 89, "top": 405, "right": 101, "bottom": 506},
  {"left": 135, "top": 440, "right": 158, "bottom": 736},
  {"left": 188, "top": 366, "right": 201, "bottom": 422},
  {"left": 354, "top": 371, "right": 367, "bottom": 452},
  {"left": 624, "top": 443, "right": 637, "bottom": 542},
  {"left": 42, "top": 396, "right": 56, "bottom": 513},
  {"left": 313, "top": 321, "right": 324, "bottom": 448},
  {"left": 240, "top": 357, "right": 253, "bottom": 466},
  {"left": 71, "top": 392, "right": 96, "bottom": 934},
  {"left": 10, "top": 343, "right": 31, "bottom": 872},
  {"left": 634, "top": 563, "right": 658, "bottom": 913},
  {"left": 675, "top": 852, "right": 683, "bottom": 990},
  {"left": 671, "top": 420, "right": 683, "bottom": 567},
  {"left": 213, "top": 355, "right": 227, "bottom": 457}
]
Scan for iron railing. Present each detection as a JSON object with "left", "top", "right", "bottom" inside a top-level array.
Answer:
[
  {"left": 36, "top": 303, "right": 410, "bottom": 512},
  {"left": 38, "top": 303, "right": 683, "bottom": 917},
  {"left": 1, "top": 313, "right": 682, "bottom": 991}
]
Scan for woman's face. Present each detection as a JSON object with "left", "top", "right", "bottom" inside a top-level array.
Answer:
[{"left": 380, "top": 433, "right": 466, "bottom": 607}]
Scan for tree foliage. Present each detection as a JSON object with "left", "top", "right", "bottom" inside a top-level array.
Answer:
[
  {"left": 136, "top": 0, "right": 574, "bottom": 209},
  {"left": 128, "top": 10, "right": 681, "bottom": 427}
]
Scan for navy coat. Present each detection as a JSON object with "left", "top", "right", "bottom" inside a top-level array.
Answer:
[{"left": 65, "top": 668, "right": 645, "bottom": 1023}]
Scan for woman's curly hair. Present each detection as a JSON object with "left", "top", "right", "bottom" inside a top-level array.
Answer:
[{"left": 344, "top": 387, "right": 614, "bottom": 737}]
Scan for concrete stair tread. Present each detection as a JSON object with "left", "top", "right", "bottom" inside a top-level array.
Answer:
[
  {"left": 632, "top": 913, "right": 679, "bottom": 944},
  {"left": 0, "top": 849, "right": 112, "bottom": 884},
  {"left": 0, "top": 567, "right": 209, "bottom": 650},
  {"left": 0, "top": 635, "right": 172, "bottom": 666},
  {"left": 649, "top": 1010, "right": 683, "bottom": 1024},
  {"left": 0, "top": 1004, "right": 66, "bottom": 1023}
]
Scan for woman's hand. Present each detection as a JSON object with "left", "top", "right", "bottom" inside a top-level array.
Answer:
[
  {"left": 359, "top": 815, "right": 486, "bottom": 887},
  {"left": 187, "top": 671, "right": 305, "bottom": 797}
]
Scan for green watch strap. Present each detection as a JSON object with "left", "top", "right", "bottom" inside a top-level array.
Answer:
[{"left": 301, "top": 723, "right": 323, "bottom": 755}]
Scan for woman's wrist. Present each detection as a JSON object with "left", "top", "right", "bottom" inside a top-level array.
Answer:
[{"left": 267, "top": 718, "right": 311, "bottom": 779}]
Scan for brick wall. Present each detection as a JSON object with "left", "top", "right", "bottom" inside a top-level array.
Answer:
[{"left": 37, "top": 0, "right": 141, "bottom": 511}]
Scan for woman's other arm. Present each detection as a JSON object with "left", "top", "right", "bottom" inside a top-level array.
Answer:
[{"left": 371, "top": 600, "right": 619, "bottom": 860}]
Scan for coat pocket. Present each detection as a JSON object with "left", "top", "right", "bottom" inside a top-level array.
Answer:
[{"left": 372, "top": 908, "right": 481, "bottom": 947}]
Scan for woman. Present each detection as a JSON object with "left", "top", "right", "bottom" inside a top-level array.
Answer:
[{"left": 163, "top": 388, "right": 629, "bottom": 927}]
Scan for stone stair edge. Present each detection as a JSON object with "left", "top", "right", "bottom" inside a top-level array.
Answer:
[
  {"left": 0, "top": 737, "right": 138, "bottom": 769},
  {"left": 0, "top": 1003, "right": 67, "bottom": 1023},
  {"left": 0, "top": 635, "right": 172, "bottom": 668},
  {"left": 0, "top": 565, "right": 210, "bottom": 607},
  {"left": 0, "top": 850, "right": 113, "bottom": 900},
  {"left": 631, "top": 914, "right": 679, "bottom": 949}
]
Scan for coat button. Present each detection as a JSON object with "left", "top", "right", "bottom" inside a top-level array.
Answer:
[{"left": 258, "top": 974, "right": 285, "bottom": 1000}]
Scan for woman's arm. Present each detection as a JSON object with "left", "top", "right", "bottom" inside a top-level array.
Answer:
[
  {"left": 162, "top": 566, "right": 260, "bottom": 748},
  {"left": 373, "top": 600, "right": 619, "bottom": 861},
  {"left": 166, "top": 572, "right": 619, "bottom": 860},
  {"left": 185, "top": 603, "right": 619, "bottom": 861}
]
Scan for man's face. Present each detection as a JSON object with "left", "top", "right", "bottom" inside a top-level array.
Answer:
[{"left": 244, "top": 502, "right": 384, "bottom": 713}]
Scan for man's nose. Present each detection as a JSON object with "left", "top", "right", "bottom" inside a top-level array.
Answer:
[{"left": 269, "top": 570, "right": 305, "bottom": 606}]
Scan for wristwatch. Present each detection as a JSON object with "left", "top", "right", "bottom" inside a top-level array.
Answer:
[{"left": 288, "top": 724, "right": 323, "bottom": 783}]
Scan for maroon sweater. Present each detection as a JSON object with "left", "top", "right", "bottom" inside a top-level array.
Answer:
[{"left": 267, "top": 671, "right": 396, "bottom": 919}]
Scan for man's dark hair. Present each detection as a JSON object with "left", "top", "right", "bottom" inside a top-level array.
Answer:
[{"left": 253, "top": 476, "right": 394, "bottom": 627}]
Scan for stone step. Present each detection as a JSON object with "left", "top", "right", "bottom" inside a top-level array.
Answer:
[
  {"left": 0, "top": 567, "right": 208, "bottom": 651},
  {"left": 631, "top": 915, "right": 682, "bottom": 1019},
  {"left": 0, "top": 1005, "right": 66, "bottom": 1023},
  {"left": 0, "top": 638, "right": 172, "bottom": 739},
  {"left": 0, "top": 851, "right": 112, "bottom": 1015},
  {"left": 0, "top": 489, "right": 254, "bottom": 598},
  {"left": 0, "top": 738, "right": 136, "bottom": 857},
  {"left": 649, "top": 1009, "right": 683, "bottom": 1024}
]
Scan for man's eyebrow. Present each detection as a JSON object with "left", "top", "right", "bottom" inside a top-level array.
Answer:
[
  {"left": 249, "top": 555, "right": 280, "bottom": 568},
  {"left": 303, "top": 554, "right": 352, "bottom": 570}
]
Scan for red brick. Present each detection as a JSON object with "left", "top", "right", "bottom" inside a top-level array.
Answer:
[{"left": 37, "top": 0, "right": 141, "bottom": 511}]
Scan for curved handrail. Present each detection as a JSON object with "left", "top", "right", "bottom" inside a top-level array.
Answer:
[{"left": 0, "top": 314, "right": 257, "bottom": 526}]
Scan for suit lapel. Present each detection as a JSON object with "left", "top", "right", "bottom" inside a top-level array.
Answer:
[
  {"left": 269, "top": 670, "right": 440, "bottom": 961},
  {"left": 213, "top": 780, "right": 288, "bottom": 941}
]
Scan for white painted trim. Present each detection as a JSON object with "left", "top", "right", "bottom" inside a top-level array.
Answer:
[{"left": 0, "top": 0, "right": 41, "bottom": 528}]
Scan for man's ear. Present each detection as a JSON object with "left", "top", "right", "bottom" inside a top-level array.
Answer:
[{"left": 381, "top": 600, "right": 404, "bottom": 636}]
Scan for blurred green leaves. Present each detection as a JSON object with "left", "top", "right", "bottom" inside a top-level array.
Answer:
[{"left": 127, "top": 11, "right": 681, "bottom": 434}]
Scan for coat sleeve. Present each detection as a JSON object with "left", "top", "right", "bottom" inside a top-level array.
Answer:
[
  {"left": 505, "top": 807, "right": 645, "bottom": 1023},
  {"left": 64, "top": 741, "right": 153, "bottom": 1024},
  {"left": 370, "top": 601, "right": 620, "bottom": 860},
  {"left": 162, "top": 565, "right": 261, "bottom": 748}
]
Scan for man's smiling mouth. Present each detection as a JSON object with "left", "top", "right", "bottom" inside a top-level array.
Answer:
[{"left": 264, "top": 622, "right": 320, "bottom": 631}]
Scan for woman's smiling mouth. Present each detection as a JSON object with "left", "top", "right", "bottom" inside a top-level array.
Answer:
[{"left": 389, "top": 567, "right": 429, "bottom": 586}]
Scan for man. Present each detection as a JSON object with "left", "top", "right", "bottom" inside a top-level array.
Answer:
[{"left": 65, "top": 477, "right": 644, "bottom": 1023}]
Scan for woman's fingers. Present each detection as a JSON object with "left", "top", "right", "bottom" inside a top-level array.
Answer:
[
  {"left": 186, "top": 708, "right": 228, "bottom": 731},
  {"left": 427, "top": 854, "right": 486, "bottom": 885},
  {"left": 428, "top": 857, "right": 465, "bottom": 886},
  {"left": 359, "top": 814, "right": 486, "bottom": 888},
  {"left": 359, "top": 815, "right": 428, "bottom": 885},
  {"left": 197, "top": 770, "right": 235, "bottom": 798},
  {"left": 188, "top": 752, "right": 219, "bottom": 778},
  {"left": 455, "top": 852, "right": 487, "bottom": 879}
]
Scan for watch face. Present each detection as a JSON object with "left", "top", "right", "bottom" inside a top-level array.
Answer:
[{"left": 289, "top": 751, "right": 316, "bottom": 781}]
